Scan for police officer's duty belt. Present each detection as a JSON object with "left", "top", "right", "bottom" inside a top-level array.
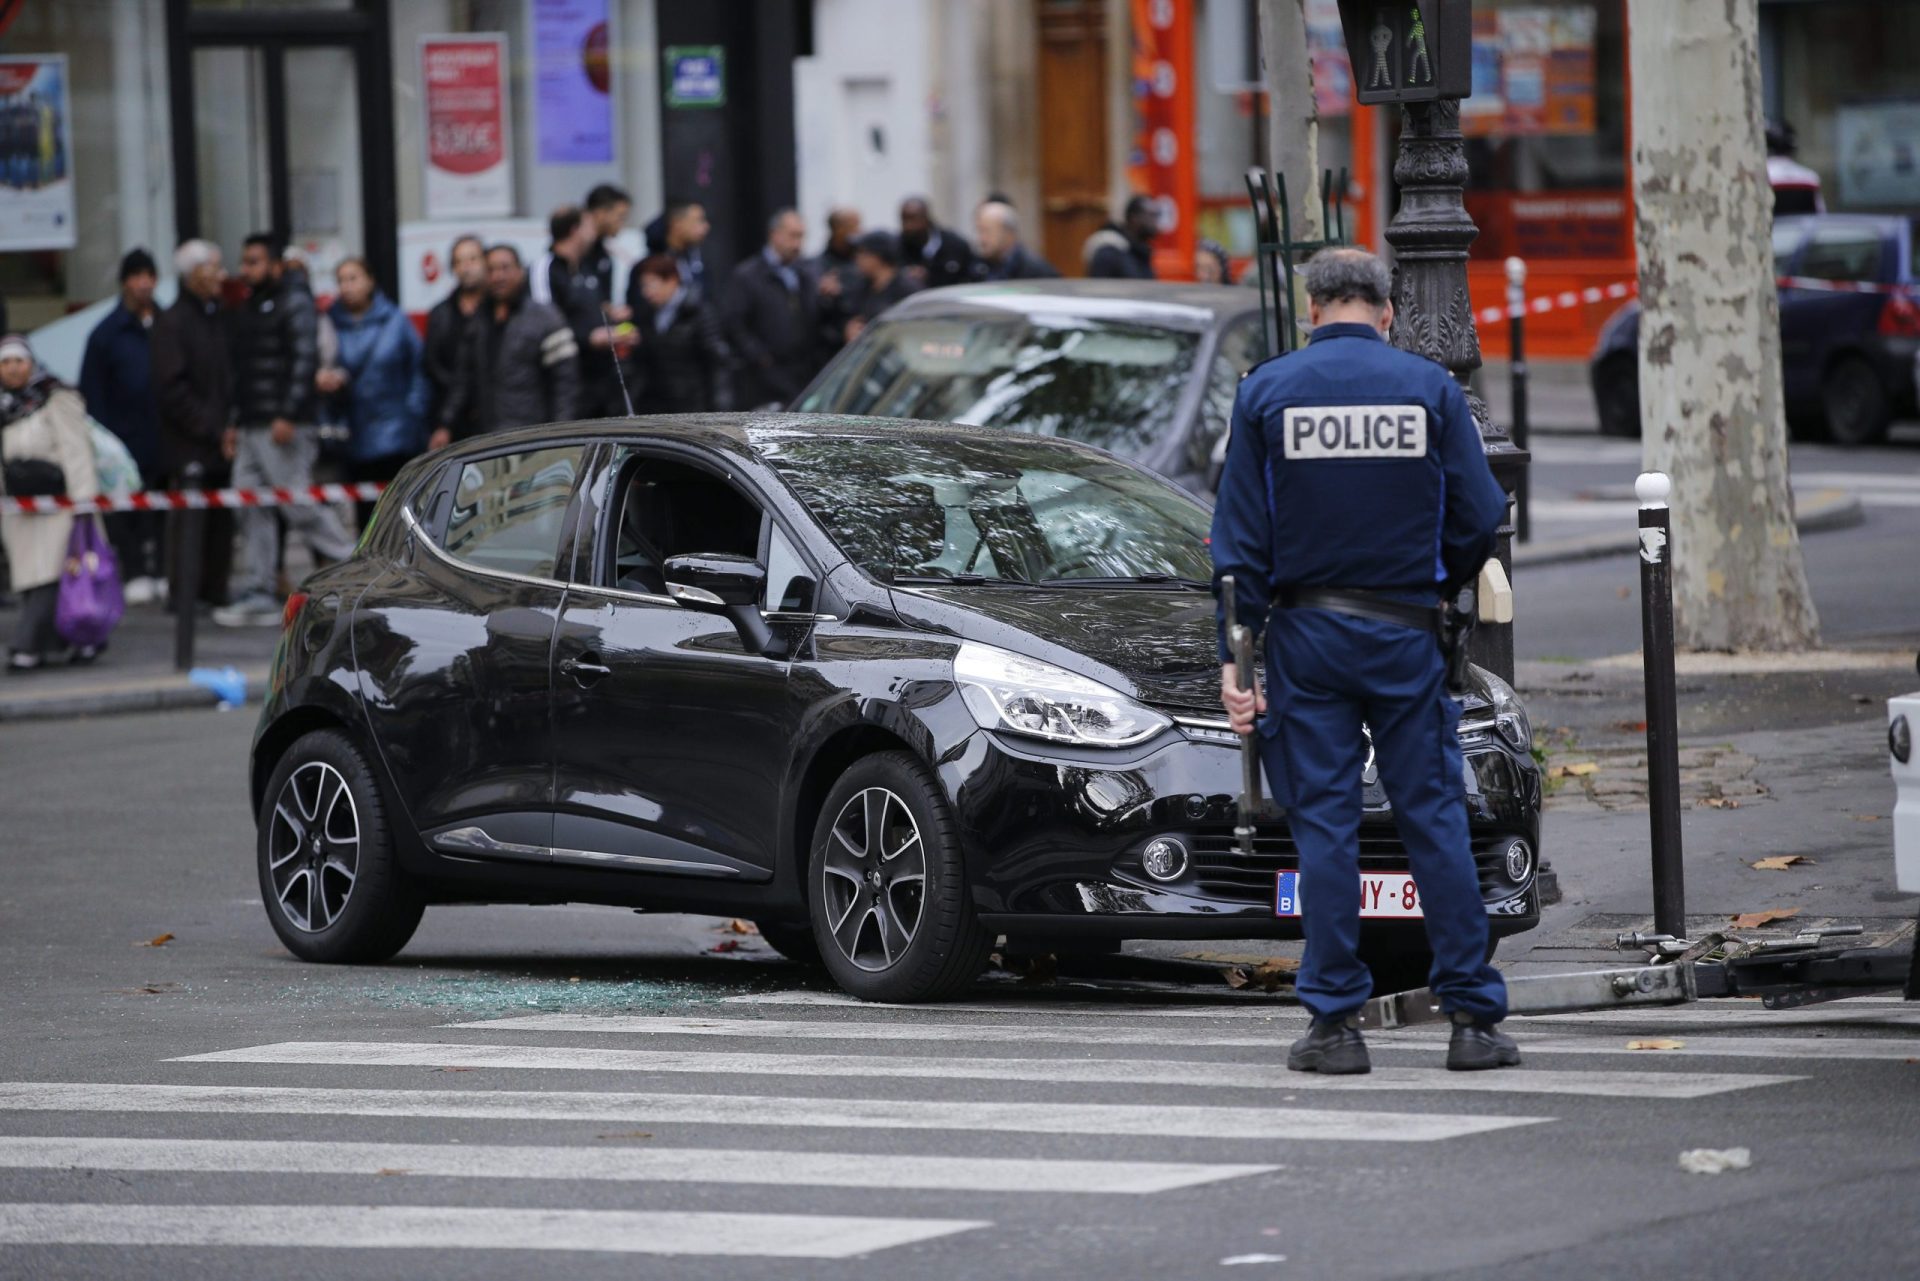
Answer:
[{"left": 1277, "top": 587, "right": 1440, "bottom": 635}]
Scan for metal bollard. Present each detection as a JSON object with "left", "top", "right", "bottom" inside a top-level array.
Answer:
[
  {"left": 1636, "top": 472, "right": 1684, "bottom": 937},
  {"left": 1505, "top": 256, "right": 1531, "bottom": 543},
  {"left": 172, "top": 462, "right": 204, "bottom": 673}
]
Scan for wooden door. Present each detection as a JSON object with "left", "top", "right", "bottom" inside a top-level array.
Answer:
[{"left": 1038, "top": 0, "right": 1110, "bottom": 276}]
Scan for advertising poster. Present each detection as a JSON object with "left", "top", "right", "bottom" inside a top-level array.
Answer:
[
  {"left": 1304, "top": 0, "right": 1352, "bottom": 118},
  {"left": 1544, "top": 8, "right": 1597, "bottom": 134},
  {"left": 421, "top": 35, "right": 512, "bottom": 219},
  {"left": 0, "top": 55, "right": 76, "bottom": 252},
  {"left": 1462, "top": 11, "right": 1505, "bottom": 133},
  {"left": 1498, "top": 8, "right": 1550, "bottom": 135},
  {"left": 1462, "top": 5, "right": 1595, "bottom": 139},
  {"left": 532, "top": 0, "right": 613, "bottom": 165},
  {"left": 1127, "top": 0, "right": 1195, "bottom": 279},
  {"left": 1837, "top": 102, "right": 1920, "bottom": 208}
]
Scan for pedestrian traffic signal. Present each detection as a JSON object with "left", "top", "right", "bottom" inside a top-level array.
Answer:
[{"left": 1336, "top": 1, "right": 1472, "bottom": 105}]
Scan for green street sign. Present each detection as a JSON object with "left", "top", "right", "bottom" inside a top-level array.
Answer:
[
  {"left": 1337, "top": 1, "right": 1472, "bottom": 105},
  {"left": 664, "top": 45, "right": 725, "bottom": 109}
]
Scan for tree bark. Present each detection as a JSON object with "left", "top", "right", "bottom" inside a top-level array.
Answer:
[
  {"left": 1258, "top": 0, "right": 1320, "bottom": 240},
  {"left": 1628, "top": 0, "right": 1819, "bottom": 651}
]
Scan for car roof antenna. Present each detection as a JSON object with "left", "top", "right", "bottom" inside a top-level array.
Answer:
[{"left": 603, "top": 305, "right": 636, "bottom": 417}]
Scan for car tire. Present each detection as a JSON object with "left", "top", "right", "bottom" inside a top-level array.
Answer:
[
  {"left": 1593, "top": 354, "right": 1641, "bottom": 437},
  {"left": 1821, "top": 355, "right": 1891, "bottom": 446},
  {"left": 808, "top": 751, "right": 991, "bottom": 1002},
  {"left": 754, "top": 921, "right": 824, "bottom": 967},
  {"left": 258, "top": 728, "right": 424, "bottom": 964}
]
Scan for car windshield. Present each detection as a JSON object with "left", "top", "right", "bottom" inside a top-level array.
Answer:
[
  {"left": 793, "top": 314, "right": 1201, "bottom": 460},
  {"left": 754, "top": 430, "right": 1215, "bottom": 586}
]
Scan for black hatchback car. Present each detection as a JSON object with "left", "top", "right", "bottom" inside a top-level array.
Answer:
[{"left": 250, "top": 415, "right": 1542, "bottom": 1001}]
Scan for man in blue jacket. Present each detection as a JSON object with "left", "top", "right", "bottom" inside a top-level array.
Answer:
[
  {"left": 79, "top": 248, "right": 164, "bottom": 601},
  {"left": 1211, "top": 247, "right": 1516, "bottom": 1075}
]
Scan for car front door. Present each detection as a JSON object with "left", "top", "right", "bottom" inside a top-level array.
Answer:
[
  {"left": 1779, "top": 221, "right": 1888, "bottom": 406},
  {"left": 548, "top": 446, "right": 800, "bottom": 882},
  {"left": 354, "top": 443, "right": 588, "bottom": 860}
]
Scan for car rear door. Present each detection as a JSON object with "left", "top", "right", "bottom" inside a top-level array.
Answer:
[
  {"left": 1780, "top": 220, "right": 1890, "bottom": 405},
  {"left": 354, "top": 442, "right": 588, "bottom": 861},
  {"left": 547, "top": 444, "right": 799, "bottom": 882}
]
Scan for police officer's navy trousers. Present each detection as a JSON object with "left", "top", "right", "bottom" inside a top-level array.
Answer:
[{"left": 1258, "top": 606, "right": 1508, "bottom": 1024}]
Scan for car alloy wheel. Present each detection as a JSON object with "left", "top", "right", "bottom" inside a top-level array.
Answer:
[
  {"left": 267, "top": 761, "right": 360, "bottom": 932},
  {"left": 820, "top": 787, "right": 927, "bottom": 972}
]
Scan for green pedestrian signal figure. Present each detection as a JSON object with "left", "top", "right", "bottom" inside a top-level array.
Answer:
[
  {"left": 1368, "top": 12, "right": 1395, "bottom": 89},
  {"left": 1406, "top": 5, "right": 1433, "bottom": 85}
]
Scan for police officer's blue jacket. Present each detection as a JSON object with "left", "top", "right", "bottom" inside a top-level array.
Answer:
[{"left": 1209, "top": 322, "right": 1507, "bottom": 662}]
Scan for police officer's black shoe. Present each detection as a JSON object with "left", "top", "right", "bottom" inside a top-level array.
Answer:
[
  {"left": 1446, "top": 1013, "right": 1521, "bottom": 1071},
  {"left": 1287, "top": 1016, "right": 1371, "bottom": 1075}
]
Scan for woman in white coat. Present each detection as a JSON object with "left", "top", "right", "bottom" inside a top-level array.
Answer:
[{"left": 0, "top": 334, "right": 102, "bottom": 670}]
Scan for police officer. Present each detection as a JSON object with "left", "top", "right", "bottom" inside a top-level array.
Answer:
[{"left": 1211, "top": 247, "right": 1519, "bottom": 1075}]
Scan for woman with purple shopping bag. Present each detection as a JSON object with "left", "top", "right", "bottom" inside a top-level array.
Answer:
[{"left": 0, "top": 334, "right": 119, "bottom": 671}]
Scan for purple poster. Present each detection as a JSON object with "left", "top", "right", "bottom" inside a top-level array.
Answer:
[{"left": 532, "top": 0, "right": 613, "bottom": 165}]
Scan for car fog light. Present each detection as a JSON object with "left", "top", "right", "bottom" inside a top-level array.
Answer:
[
  {"left": 1141, "top": 837, "right": 1189, "bottom": 882},
  {"left": 1502, "top": 838, "right": 1534, "bottom": 883}
]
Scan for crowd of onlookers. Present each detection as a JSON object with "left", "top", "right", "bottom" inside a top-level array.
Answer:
[{"left": 0, "top": 182, "right": 1208, "bottom": 670}]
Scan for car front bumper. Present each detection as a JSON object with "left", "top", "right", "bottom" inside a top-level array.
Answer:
[{"left": 946, "top": 720, "right": 1543, "bottom": 942}]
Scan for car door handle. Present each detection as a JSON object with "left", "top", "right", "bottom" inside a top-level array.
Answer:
[{"left": 560, "top": 655, "right": 613, "bottom": 683}]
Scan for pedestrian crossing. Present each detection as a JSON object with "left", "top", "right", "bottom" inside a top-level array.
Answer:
[{"left": 1, "top": 991, "right": 1912, "bottom": 1263}]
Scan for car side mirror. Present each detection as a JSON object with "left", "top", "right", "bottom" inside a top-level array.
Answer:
[{"left": 663, "top": 553, "right": 780, "bottom": 657}]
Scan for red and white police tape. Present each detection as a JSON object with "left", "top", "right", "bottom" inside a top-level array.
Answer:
[
  {"left": 3, "top": 482, "right": 386, "bottom": 516},
  {"left": 1476, "top": 280, "right": 1636, "bottom": 326}
]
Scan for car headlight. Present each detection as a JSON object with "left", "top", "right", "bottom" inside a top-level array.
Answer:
[
  {"left": 954, "top": 642, "right": 1171, "bottom": 748},
  {"left": 1473, "top": 668, "right": 1532, "bottom": 751}
]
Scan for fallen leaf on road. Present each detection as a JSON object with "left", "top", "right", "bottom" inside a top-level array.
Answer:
[
  {"left": 721, "top": 918, "right": 757, "bottom": 935},
  {"left": 432, "top": 1066, "right": 474, "bottom": 1073},
  {"left": 709, "top": 939, "right": 742, "bottom": 954},
  {"left": 375, "top": 1168, "right": 410, "bottom": 1176},
  {"left": 1730, "top": 908, "right": 1801, "bottom": 928},
  {"left": 1678, "top": 1147, "right": 1751, "bottom": 1175},
  {"left": 1751, "top": 856, "right": 1811, "bottom": 870},
  {"left": 137, "top": 933, "right": 174, "bottom": 948},
  {"left": 568, "top": 976, "right": 581, "bottom": 983},
  {"left": 112, "top": 983, "right": 178, "bottom": 996},
  {"left": 596, "top": 1131, "right": 654, "bottom": 1141},
  {"left": 1701, "top": 797, "right": 1740, "bottom": 810},
  {"left": 1546, "top": 761, "right": 1599, "bottom": 780},
  {"left": 1853, "top": 814, "right": 1883, "bottom": 822},
  {"left": 1627, "top": 1039, "right": 1686, "bottom": 1051},
  {"left": 1224, "top": 958, "right": 1299, "bottom": 993}
]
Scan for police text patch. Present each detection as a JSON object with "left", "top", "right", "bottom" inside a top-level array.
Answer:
[{"left": 1282, "top": 405, "right": 1428, "bottom": 459}]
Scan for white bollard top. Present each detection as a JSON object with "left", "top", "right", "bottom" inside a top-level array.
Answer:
[
  {"left": 1636, "top": 471, "right": 1672, "bottom": 509},
  {"left": 1504, "top": 256, "right": 1527, "bottom": 286}
]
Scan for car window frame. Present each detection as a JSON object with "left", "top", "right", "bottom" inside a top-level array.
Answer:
[
  {"left": 1191, "top": 315, "right": 1265, "bottom": 470},
  {"left": 1796, "top": 223, "right": 1889, "bottom": 284},
  {"left": 404, "top": 438, "right": 595, "bottom": 591}
]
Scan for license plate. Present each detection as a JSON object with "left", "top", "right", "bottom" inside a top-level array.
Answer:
[{"left": 1275, "top": 871, "right": 1424, "bottom": 919}]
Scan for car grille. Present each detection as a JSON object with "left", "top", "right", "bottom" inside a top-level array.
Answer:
[{"left": 1184, "top": 830, "right": 1513, "bottom": 903}]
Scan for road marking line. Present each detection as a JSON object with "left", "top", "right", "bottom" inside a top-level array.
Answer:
[
  {"left": 0, "top": 1082, "right": 1546, "bottom": 1142},
  {"left": 719, "top": 990, "right": 1296, "bottom": 1017},
  {"left": 0, "top": 1202, "right": 983, "bottom": 1258},
  {"left": 0, "top": 1136, "right": 1274, "bottom": 1194},
  {"left": 1482, "top": 1033, "right": 1920, "bottom": 1062}
]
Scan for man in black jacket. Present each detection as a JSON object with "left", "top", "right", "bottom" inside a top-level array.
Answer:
[
  {"left": 843, "top": 231, "right": 921, "bottom": 345},
  {"left": 216, "top": 233, "right": 355, "bottom": 626},
  {"left": 148, "top": 238, "right": 234, "bottom": 610},
  {"left": 425, "top": 235, "right": 487, "bottom": 448},
  {"left": 630, "top": 253, "right": 729, "bottom": 414},
  {"left": 723, "top": 209, "right": 820, "bottom": 409},
  {"left": 443, "top": 245, "right": 581, "bottom": 436},
  {"left": 808, "top": 207, "right": 865, "bottom": 356},
  {"left": 898, "top": 196, "right": 974, "bottom": 288},
  {"left": 533, "top": 205, "right": 628, "bottom": 416},
  {"left": 1085, "top": 195, "right": 1160, "bottom": 279},
  {"left": 971, "top": 202, "right": 1061, "bottom": 281}
]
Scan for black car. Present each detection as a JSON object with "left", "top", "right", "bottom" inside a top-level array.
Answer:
[
  {"left": 794, "top": 281, "right": 1269, "bottom": 495},
  {"left": 1592, "top": 213, "right": 1920, "bottom": 443},
  {"left": 249, "top": 415, "right": 1542, "bottom": 1001}
]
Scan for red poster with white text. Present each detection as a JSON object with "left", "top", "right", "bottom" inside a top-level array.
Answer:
[{"left": 421, "top": 35, "right": 512, "bottom": 219}]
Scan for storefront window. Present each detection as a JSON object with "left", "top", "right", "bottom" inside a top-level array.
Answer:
[
  {"left": 1457, "top": 0, "right": 1628, "bottom": 264},
  {"left": 1769, "top": 0, "right": 1920, "bottom": 212}
]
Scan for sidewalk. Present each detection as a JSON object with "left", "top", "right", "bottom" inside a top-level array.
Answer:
[{"left": 0, "top": 600, "right": 278, "bottom": 722}]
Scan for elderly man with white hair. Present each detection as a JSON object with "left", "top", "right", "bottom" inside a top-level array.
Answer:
[
  {"left": 970, "top": 201, "right": 1060, "bottom": 282},
  {"left": 147, "top": 237, "right": 236, "bottom": 611}
]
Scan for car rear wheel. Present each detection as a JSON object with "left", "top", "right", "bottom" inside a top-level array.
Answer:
[
  {"left": 808, "top": 752, "right": 991, "bottom": 1002},
  {"left": 1821, "top": 355, "right": 1891, "bottom": 445},
  {"left": 1593, "top": 354, "right": 1641, "bottom": 437},
  {"left": 258, "top": 728, "right": 423, "bottom": 963}
]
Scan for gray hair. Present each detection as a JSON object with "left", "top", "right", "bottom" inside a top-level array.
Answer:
[
  {"left": 1301, "top": 248, "right": 1392, "bottom": 309},
  {"left": 173, "top": 238, "right": 220, "bottom": 277},
  {"left": 977, "top": 201, "right": 1019, "bottom": 235}
]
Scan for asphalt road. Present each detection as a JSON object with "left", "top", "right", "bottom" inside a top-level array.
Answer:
[
  {"left": 3, "top": 708, "right": 1918, "bottom": 1279},
  {"left": 1515, "top": 430, "right": 1920, "bottom": 661}
]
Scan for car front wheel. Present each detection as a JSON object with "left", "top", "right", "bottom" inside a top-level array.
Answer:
[
  {"left": 808, "top": 752, "right": 991, "bottom": 1002},
  {"left": 1821, "top": 355, "right": 1891, "bottom": 446},
  {"left": 258, "top": 728, "right": 424, "bottom": 963}
]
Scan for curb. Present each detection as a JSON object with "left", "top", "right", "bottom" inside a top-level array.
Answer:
[
  {"left": 0, "top": 665, "right": 270, "bottom": 723},
  {"left": 1513, "top": 488, "right": 1864, "bottom": 569}
]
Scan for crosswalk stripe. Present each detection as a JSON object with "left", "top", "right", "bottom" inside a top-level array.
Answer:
[
  {"left": 0, "top": 1082, "right": 1546, "bottom": 1142},
  {"left": 1488, "top": 1032, "right": 1920, "bottom": 1062},
  {"left": 165, "top": 1039, "right": 1794, "bottom": 1097},
  {"left": 720, "top": 990, "right": 1294, "bottom": 1017},
  {"left": 0, "top": 1136, "right": 1274, "bottom": 1194},
  {"left": 0, "top": 1202, "right": 985, "bottom": 1258},
  {"left": 1514, "top": 1004, "right": 1920, "bottom": 1030},
  {"left": 437, "top": 1018, "right": 1799, "bottom": 1097}
]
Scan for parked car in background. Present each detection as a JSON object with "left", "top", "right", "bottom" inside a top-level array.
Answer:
[
  {"left": 793, "top": 281, "right": 1268, "bottom": 495},
  {"left": 1591, "top": 214, "right": 1920, "bottom": 444},
  {"left": 249, "top": 415, "right": 1543, "bottom": 1002}
]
